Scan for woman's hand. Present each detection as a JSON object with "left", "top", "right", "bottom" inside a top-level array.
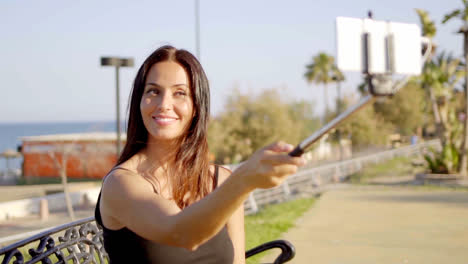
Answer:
[{"left": 236, "top": 141, "right": 306, "bottom": 190}]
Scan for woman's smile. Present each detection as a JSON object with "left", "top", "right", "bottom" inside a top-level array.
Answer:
[{"left": 152, "top": 114, "right": 179, "bottom": 126}]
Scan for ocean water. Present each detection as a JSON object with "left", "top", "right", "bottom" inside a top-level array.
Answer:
[{"left": 0, "top": 121, "right": 122, "bottom": 171}]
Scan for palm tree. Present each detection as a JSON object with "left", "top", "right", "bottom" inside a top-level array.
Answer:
[
  {"left": 423, "top": 53, "right": 465, "bottom": 133},
  {"left": 442, "top": 0, "right": 468, "bottom": 175},
  {"left": 332, "top": 70, "right": 345, "bottom": 159},
  {"left": 415, "top": 9, "right": 437, "bottom": 49},
  {"left": 415, "top": 9, "right": 443, "bottom": 138},
  {"left": 304, "top": 53, "right": 342, "bottom": 114},
  {"left": 421, "top": 53, "right": 465, "bottom": 173},
  {"left": 332, "top": 70, "right": 345, "bottom": 114}
]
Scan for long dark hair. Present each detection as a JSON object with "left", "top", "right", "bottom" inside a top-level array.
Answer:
[{"left": 117, "top": 45, "right": 212, "bottom": 209}]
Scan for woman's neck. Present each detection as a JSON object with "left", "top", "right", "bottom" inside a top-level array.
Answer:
[
  {"left": 142, "top": 137, "right": 180, "bottom": 169},
  {"left": 128, "top": 137, "right": 180, "bottom": 195}
]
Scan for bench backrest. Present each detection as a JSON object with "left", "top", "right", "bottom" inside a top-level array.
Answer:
[{"left": 0, "top": 217, "right": 108, "bottom": 263}]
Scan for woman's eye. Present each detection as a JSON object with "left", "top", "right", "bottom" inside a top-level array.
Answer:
[
  {"left": 174, "top": 91, "right": 187, "bottom": 97},
  {"left": 147, "top": 89, "right": 158, "bottom": 95}
]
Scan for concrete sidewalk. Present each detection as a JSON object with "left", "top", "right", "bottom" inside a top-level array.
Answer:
[
  {"left": 264, "top": 185, "right": 468, "bottom": 264},
  {"left": 0, "top": 208, "right": 94, "bottom": 246}
]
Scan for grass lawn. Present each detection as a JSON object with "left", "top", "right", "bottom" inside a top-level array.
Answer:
[
  {"left": 348, "top": 156, "right": 424, "bottom": 184},
  {"left": 348, "top": 156, "right": 468, "bottom": 191},
  {"left": 245, "top": 197, "right": 316, "bottom": 264}
]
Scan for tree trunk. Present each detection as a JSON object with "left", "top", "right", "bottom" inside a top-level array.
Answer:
[
  {"left": 336, "top": 82, "right": 342, "bottom": 113},
  {"left": 426, "top": 84, "right": 443, "bottom": 138},
  {"left": 439, "top": 98, "right": 449, "bottom": 147},
  {"left": 49, "top": 148, "right": 76, "bottom": 220},
  {"left": 61, "top": 166, "right": 75, "bottom": 220},
  {"left": 324, "top": 84, "right": 329, "bottom": 113},
  {"left": 336, "top": 82, "right": 343, "bottom": 160},
  {"left": 458, "top": 31, "right": 468, "bottom": 177}
]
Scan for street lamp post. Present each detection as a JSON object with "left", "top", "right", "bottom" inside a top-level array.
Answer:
[
  {"left": 100, "top": 57, "right": 134, "bottom": 156},
  {"left": 195, "top": 0, "right": 200, "bottom": 59}
]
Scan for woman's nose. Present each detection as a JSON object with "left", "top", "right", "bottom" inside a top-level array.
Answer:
[{"left": 157, "top": 91, "right": 172, "bottom": 110}]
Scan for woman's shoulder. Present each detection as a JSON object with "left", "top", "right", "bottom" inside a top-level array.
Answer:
[
  {"left": 102, "top": 166, "right": 153, "bottom": 199},
  {"left": 103, "top": 166, "right": 137, "bottom": 185},
  {"left": 211, "top": 164, "right": 233, "bottom": 186}
]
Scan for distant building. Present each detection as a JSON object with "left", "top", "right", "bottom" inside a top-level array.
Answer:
[{"left": 20, "top": 132, "right": 126, "bottom": 179}]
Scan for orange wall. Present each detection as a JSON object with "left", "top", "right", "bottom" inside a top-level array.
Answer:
[{"left": 22, "top": 140, "right": 120, "bottom": 179}]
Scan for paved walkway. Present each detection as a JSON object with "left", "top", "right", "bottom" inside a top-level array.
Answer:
[
  {"left": 0, "top": 182, "right": 99, "bottom": 202},
  {"left": 264, "top": 185, "right": 468, "bottom": 264},
  {"left": 0, "top": 208, "right": 94, "bottom": 246}
]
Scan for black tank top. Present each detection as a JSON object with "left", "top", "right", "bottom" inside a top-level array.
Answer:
[{"left": 95, "top": 166, "right": 235, "bottom": 264}]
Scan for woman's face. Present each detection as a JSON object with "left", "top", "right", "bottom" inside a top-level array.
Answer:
[{"left": 140, "top": 61, "right": 194, "bottom": 142}]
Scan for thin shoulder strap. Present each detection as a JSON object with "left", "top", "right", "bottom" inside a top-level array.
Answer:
[
  {"left": 214, "top": 165, "right": 219, "bottom": 189},
  {"left": 103, "top": 166, "right": 132, "bottom": 181},
  {"left": 108, "top": 166, "right": 133, "bottom": 174}
]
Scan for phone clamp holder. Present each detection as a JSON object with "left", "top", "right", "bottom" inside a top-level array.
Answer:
[{"left": 289, "top": 13, "right": 432, "bottom": 157}]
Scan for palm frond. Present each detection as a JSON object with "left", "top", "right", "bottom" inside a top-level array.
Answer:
[
  {"left": 304, "top": 52, "right": 339, "bottom": 85},
  {"left": 442, "top": 9, "right": 462, "bottom": 23},
  {"left": 415, "top": 8, "right": 437, "bottom": 38}
]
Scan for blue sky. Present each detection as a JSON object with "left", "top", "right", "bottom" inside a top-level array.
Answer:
[{"left": 0, "top": 0, "right": 463, "bottom": 123}]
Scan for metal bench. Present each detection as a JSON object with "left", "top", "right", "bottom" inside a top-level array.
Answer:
[{"left": 0, "top": 217, "right": 295, "bottom": 264}]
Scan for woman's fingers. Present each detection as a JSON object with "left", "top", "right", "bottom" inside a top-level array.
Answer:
[
  {"left": 263, "top": 141, "right": 294, "bottom": 153},
  {"left": 243, "top": 141, "right": 306, "bottom": 189},
  {"left": 272, "top": 163, "right": 298, "bottom": 176},
  {"left": 260, "top": 142, "right": 306, "bottom": 166},
  {"left": 258, "top": 164, "right": 298, "bottom": 188},
  {"left": 264, "top": 151, "right": 306, "bottom": 166}
]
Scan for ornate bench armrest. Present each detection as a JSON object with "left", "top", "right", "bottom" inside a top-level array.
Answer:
[{"left": 245, "top": 239, "right": 295, "bottom": 264}]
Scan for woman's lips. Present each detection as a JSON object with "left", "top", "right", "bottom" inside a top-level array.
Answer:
[{"left": 152, "top": 116, "right": 178, "bottom": 126}]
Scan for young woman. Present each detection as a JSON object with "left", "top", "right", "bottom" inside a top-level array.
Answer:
[{"left": 95, "top": 45, "right": 305, "bottom": 264}]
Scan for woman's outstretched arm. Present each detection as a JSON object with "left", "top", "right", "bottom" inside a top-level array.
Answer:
[{"left": 100, "top": 142, "right": 304, "bottom": 251}]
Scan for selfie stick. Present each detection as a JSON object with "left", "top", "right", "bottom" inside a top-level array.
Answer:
[
  {"left": 289, "top": 94, "right": 375, "bottom": 157},
  {"left": 289, "top": 15, "right": 432, "bottom": 157}
]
